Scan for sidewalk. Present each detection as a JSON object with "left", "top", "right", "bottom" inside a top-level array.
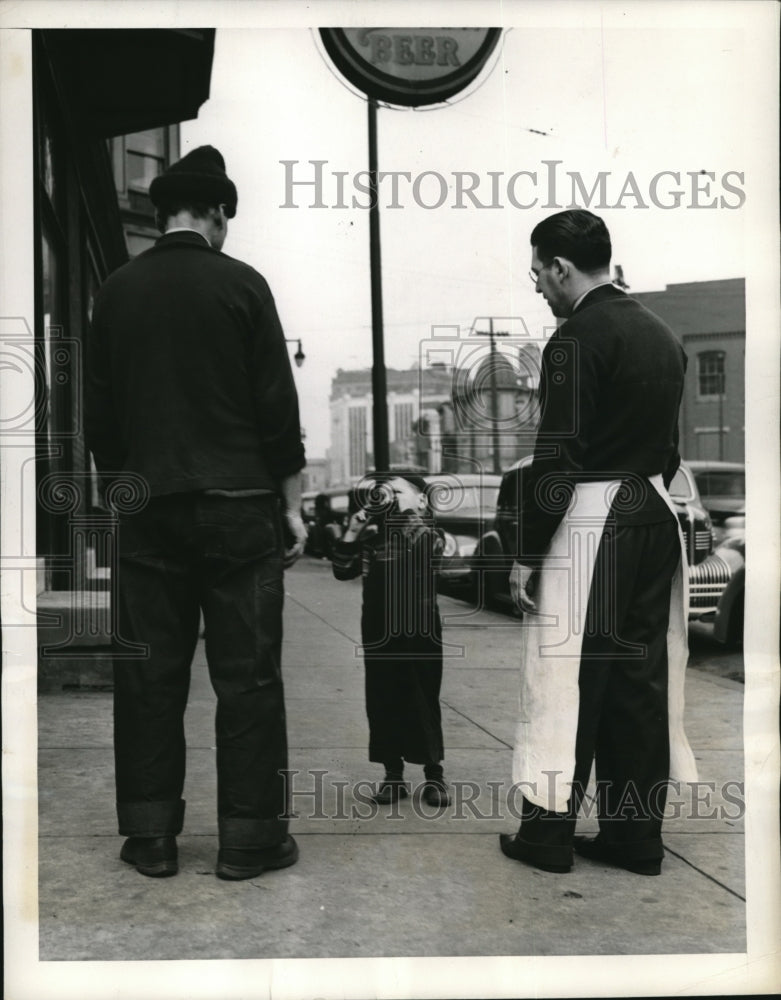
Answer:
[{"left": 37, "top": 556, "right": 745, "bottom": 960}]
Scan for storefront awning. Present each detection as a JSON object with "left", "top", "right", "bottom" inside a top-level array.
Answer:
[{"left": 42, "top": 28, "right": 216, "bottom": 137}]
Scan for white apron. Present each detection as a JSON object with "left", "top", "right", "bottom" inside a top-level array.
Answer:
[{"left": 511, "top": 474, "right": 698, "bottom": 813}]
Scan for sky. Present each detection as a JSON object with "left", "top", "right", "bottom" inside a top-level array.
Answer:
[{"left": 181, "top": 11, "right": 749, "bottom": 459}]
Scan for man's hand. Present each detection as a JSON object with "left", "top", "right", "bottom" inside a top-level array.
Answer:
[
  {"left": 510, "top": 561, "right": 539, "bottom": 613},
  {"left": 283, "top": 510, "right": 307, "bottom": 568}
]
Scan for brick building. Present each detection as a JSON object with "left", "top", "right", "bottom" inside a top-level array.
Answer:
[{"left": 633, "top": 278, "right": 745, "bottom": 462}]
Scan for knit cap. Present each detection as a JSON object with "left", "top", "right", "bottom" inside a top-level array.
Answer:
[{"left": 149, "top": 145, "right": 237, "bottom": 218}]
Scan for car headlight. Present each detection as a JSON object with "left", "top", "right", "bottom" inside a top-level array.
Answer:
[{"left": 455, "top": 536, "right": 477, "bottom": 558}]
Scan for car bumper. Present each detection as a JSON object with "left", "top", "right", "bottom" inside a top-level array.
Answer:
[{"left": 688, "top": 552, "right": 733, "bottom": 618}]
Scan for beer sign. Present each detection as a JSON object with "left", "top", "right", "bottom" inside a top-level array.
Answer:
[{"left": 319, "top": 28, "right": 502, "bottom": 107}]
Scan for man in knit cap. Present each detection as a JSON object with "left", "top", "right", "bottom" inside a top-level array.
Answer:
[{"left": 86, "top": 145, "right": 307, "bottom": 881}]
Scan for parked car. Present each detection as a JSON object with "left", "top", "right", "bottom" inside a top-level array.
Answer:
[
  {"left": 472, "top": 458, "right": 732, "bottom": 616},
  {"left": 301, "top": 490, "right": 318, "bottom": 530},
  {"left": 422, "top": 473, "right": 502, "bottom": 589},
  {"left": 685, "top": 460, "right": 745, "bottom": 546},
  {"left": 304, "top": 487, "right": 351, "bottom": 558},
  {"left": 712, "top": 516, "right": 745, "bottom": 647}
]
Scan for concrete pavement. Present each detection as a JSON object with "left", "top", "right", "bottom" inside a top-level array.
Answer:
[{"left": 37, "top": 555, "right": 746, "bottom": 960}]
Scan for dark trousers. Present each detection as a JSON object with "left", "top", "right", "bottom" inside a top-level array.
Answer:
[
  {"left": 365, "top": 654, "right": 444, "bottom": 767},
  {"left": 519, "top": 518, "right": 680, "bottom": 862},
  {"left": 112, "top": 492, "right": 289, "bottom": 849}
]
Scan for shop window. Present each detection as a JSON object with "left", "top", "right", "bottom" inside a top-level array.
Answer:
[
  {"left": 113, "top": 127, "right": 169, "bottom": 195},
  {"left": 40, "top": 228, "right": 65, "bottom": 447}
]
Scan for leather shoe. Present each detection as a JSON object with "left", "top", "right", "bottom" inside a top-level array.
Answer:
[
  {"left": 574, "top": 835, "right": 662, "bottom": 876},
  {"left": 120, "top": 836, "right": 178, "bottom": 877},
  {"left": 499, "top": 833, "right": 572, "bottom": 873},
  {"left": 216, "top": 834, "right": 299, "bottom": 881},
  {"left": 371, "top": 780, "right": 409, "bottom": 804},
  {"left": 421, "top": 781, "right": 450, "bottom": 807}
]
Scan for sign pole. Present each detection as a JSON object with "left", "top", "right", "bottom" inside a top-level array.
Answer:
[
  {"left": 319, "top": 28, "right": 503, "bottom": 477},
  {"left": 368, "top": 98, "right": 389, "bottom": 473}
]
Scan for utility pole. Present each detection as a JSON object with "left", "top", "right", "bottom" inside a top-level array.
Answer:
[
  {"left": 476, "top": 318, "right": 509, "bottom": 475},
  {"left": 368, "top": 99, "right": 389, "bottom": 472}
]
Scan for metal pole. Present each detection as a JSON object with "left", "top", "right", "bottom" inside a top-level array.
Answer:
[
  {"left": 488, "top": 317, "right": 501, "bottom": 474},
  {"left": 368, "top": 99, "right": 389, "bottom": 473}
]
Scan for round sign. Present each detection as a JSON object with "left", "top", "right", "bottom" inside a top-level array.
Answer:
[{"left": 319, "top": 28, "right": 502, "bottom": 107}]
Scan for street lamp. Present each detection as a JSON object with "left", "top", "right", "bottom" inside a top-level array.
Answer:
[{"left": 285, "top": 338, "right": 305, "bottom": 368}]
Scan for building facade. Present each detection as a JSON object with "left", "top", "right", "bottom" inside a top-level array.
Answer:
[
  {"left": 328, "top": 365, "right": 455, "bottom": 484},
  {"left": 32, "top": 28, "right": 215, "bottom": 687},
  {"left": 301, "top": 457, "right": 329, "bottom": 493},
  {"left": 633, "top": 279, "right": 745, "bottom": 462}
]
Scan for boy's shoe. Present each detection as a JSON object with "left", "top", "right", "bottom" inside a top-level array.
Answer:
[
  {"left": 120, "top": 836, "right": 178, "bottom": 877},
  {"left": 371, "top": 779, "right": 409, "bottom": 804},
  {"left": 421, "top": 780, "right": 450, "bottom": 807},
  {"left": 216, "top": 835, "right": 299, "bottom": 881}
]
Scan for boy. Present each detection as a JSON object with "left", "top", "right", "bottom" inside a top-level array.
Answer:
[{"left": 332, "top": 473, "right": 450, "bottom": 807}]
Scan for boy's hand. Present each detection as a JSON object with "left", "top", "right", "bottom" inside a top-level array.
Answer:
[{"left": 344, "top": 510, "right": 378, "bottom": 542}]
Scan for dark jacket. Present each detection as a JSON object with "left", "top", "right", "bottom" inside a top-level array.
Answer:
[
  {"left": 519, "top": 284, "right": 686, "bottom": 564},
  {"left": 332, "top": 511, "right": 443, "bottom": 655},
  {"left": 85, "top": 231, "right": 305, "bottom": 496}
]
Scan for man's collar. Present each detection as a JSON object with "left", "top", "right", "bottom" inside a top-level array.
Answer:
[
  {"left": 571, "top": 281, "right": 624, "bottom": 313},
  {"left": 161, "top": 227, "right": 211, "bottom": 247}
]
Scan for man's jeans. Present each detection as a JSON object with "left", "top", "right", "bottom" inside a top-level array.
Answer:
[{"left": 112, "top": 492, "right": 289, "bottom": 849}]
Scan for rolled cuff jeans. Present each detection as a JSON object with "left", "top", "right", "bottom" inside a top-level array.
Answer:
[{"left": 112, "top": 492, "right": 289, "bottom": 849}]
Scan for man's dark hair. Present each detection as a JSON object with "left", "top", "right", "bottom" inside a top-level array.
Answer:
[{"left": 530, "top": 210, "right": 612, "bottom": 272}]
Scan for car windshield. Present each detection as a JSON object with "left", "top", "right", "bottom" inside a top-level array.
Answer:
[
  {"left": 428, "top": 483, "right": 500, "bottom": 517},
  {"left": 694, "top": 471, "right": 745, "bottom": 498}
]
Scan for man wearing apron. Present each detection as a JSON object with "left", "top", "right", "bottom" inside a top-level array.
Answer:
[{"left": 501, "top": 210, "right": 697, "bottom": 876}]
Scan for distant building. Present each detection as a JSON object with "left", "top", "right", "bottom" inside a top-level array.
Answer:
[
  {"left": 301, "top": 458, "right": 329, "bottom": 493},
  {"left": 439, "top": 345, "right": 540, "bottom": 475},
  {"left": 328, "top": 365, "right": 454, "bottom": 485},
  {"left": 328, "top": 346, "right": 541, "bottom": 484},
  {"left": 634, "top": 279, "right": 745, "bottom": 462}
]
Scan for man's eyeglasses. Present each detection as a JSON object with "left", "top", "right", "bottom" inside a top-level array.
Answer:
[{"left": 529, "top": 262, "right": 554, "bottom": 285}]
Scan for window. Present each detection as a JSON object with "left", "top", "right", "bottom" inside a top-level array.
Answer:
[
  {"left": 125, "top": 128, "right": 167, "bottom": 192},
  {"left": 697, "top": 351, "right": 726, "bottom": 399},
  {"left": 112, "top": 127, "right": 170, "bottom": 197},
  {"left": 393, "top": 401, "right": 414, "bottom": 442},
  {"left": 348, "top": 407, "right": 368, "bottom": 479}
]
